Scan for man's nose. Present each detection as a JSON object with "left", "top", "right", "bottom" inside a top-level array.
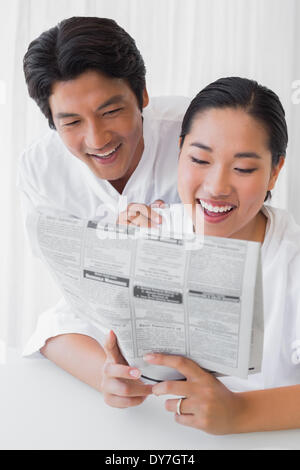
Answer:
[{"left": 84, "top": 120, "right": 111, "bottom": 150}]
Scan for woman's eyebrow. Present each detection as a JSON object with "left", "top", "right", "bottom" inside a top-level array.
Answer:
[
  {"left": 189, "top": 143, "right": 262, "bottom": 160},
  {"left": 190, "top": 142, "right": 213, "bottom": 152},
  {"left": 234, "top": 152, "right": 262, "bottom": 159}
]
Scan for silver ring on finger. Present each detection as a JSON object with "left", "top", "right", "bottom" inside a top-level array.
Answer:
[{"left": 176, "top": 397, "right": 186, "bottom": 416}]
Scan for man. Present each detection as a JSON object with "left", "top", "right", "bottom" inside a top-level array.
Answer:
[{"left": 19, "top": 16, "right": 189, "bottom": 408}]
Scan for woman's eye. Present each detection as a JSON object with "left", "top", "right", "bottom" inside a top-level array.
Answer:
[
  {"left": 235, "top": 168, "right": 257, "bottom": 174},
  {"left": 189, "top": 157, "right": 257, "bottom": 173},
  {"left": 191, "top": 157, "right": 209, "bottom": 165}
]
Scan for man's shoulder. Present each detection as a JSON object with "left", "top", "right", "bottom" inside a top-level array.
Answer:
[
  {"left": 21, "top": 130, "right": 68, "bottom": 164},
  {"left": 19, "top": 130, "right": 77, "bottom": 185},
  {"left": 18, "top": 130, "right": 103, "bottom": 217},
  {"left": 18, "top": 130, "right": 86, "bottom": 200},
  {"left": 145, "top": 96, "right": 190, "bottom": 123}
]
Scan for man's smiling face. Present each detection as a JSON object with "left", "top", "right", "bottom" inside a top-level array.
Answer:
[{"left": 49, "top": 70, "right": 149, "bottom": 191}]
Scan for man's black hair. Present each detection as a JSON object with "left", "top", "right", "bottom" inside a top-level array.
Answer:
[{"left": 23, "top": 16, "right": 146, "bottom": 129}]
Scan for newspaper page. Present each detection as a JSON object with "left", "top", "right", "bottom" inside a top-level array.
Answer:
[{"left": 28, "top": 211, "right": 264, "bottom": 382}]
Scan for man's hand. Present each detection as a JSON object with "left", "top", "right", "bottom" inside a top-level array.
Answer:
[
  {"left": 101, "top": 331, "right": 153, "bottom": 408},
  {"left": 117, "top": 200, "right": 165, "bottom": 228}
]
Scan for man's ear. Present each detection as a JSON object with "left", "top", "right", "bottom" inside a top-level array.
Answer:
[
  {"left": 142, "top": 87, "right": 149, "bottom": 109},
  {"left": 268, "top": 156, "right": 285, "bottom": 191}
]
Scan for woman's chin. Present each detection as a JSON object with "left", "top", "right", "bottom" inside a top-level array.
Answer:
[{"left": 193, "top": 221, "right": 232, "bottom": 239}]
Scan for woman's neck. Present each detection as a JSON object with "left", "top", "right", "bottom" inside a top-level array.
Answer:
[{"left": 230, "top": 210, "right": 267, "bottom": 243}]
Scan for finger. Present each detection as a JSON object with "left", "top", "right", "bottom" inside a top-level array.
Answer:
[
  {"left": 143, "top": 353, "right": 208, "bottom": 380},
  {"left": 104, "top": 362, "right": 142, "bottom": 380},
  {"left": 117, "top": 210, "right": 130, "bottom": 225},
  {"left": 165, "top": 397, "right": 193, "bottom": 415},
  {"left": 117, "top": 209, "right": 148, "bottom": 227},
  {"left": 127, "top": 203, "right": 150, "bottom": 219},
  {"left": 104, "top": 393, "right": 147, "bottom": 409},
  {"left": 104, "top": 377, "right": 153, "bottom": 397},
  {"left": 152, "top": 380, "right": 189, "bottom": 397},
  {"left": 128, "top": 214, "right": 157, "bottom": 228},
  {"left": 119, "top": 214, "right": 149, "bottom": 228},
  {"left": 148, "top": 208, "right": 162, "bottom": 224},
  {"left": 150, "top": 199, "right": 166, "bottom": 209},
  {"left": 117, "top": 205, "right": 149, "bottom": 226},
  {"left": 103, "top": 330, "right": 128, "bottom": 365},
  {"left": 129, "top": 213, "right": 156, "bottom": 229},
  {"left": 127, "top": 203, "right": 162, "bottom": 225},
  {"left": 174, "top": 413, "right": 197, "bottom": 428}
]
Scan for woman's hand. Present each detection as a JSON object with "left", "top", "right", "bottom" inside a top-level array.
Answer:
[
  {"left": 144, "top": 353, "right": 245, "bottom": 435},
  {"left": 117, "top": 200, "right": 165, "bottom": 228},
  {"left": 101, "top": 331, "right": 153, "bottom": 408}
]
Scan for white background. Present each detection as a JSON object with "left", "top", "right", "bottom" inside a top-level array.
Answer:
[{"left": 0, "top": 0, "right": 300, "bottom": 352}]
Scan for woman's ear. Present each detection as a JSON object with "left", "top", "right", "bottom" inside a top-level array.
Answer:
[{"left": 268, "top": 156, "right": 285, "bottom": 191}]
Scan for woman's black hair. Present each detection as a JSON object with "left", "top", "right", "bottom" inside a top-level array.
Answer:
[
  {"left": 23, "top": 17, "right": 146, "bottom": 129},
  {"left": 180, "top": 77, "right": 288, "bottom": 201}
]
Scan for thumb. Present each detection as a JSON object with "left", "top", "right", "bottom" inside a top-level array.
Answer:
[
  {"left": 150, "top": 199, "right": 166, "bottom": 208},
  {"left": 103, "top": 330, "right": 128, "bottom": 365}
]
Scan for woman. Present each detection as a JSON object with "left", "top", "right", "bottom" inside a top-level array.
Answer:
[{"left": 114, "top": 77, "right": 300, "bottom": 434}]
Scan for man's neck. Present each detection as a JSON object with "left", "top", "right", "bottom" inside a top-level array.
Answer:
[
  {"left": 109, "top": 176, "right": 130, "bottom": 194},
  {"left": 109, "top": 135, "right": 144, "bottom": 194}
]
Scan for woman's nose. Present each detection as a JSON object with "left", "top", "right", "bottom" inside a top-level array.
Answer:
[{"left": 204, "top": 168, "right": 232, "bottom": 197}]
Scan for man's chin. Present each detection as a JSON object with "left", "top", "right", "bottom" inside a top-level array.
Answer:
[
  {"left": 76, "top": 152, "right": 134, "bottom": 191},
  {"left": 90, "top": 166, "right": 125, "bottom": 181},
  {"left": 89, "top": 163, "right": 130, "bottom": 192},
  {"left": 83, "top": 157, "right": 125, "bottom": 180}
]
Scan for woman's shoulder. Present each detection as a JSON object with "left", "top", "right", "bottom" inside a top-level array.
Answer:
[
  {"left": 263, "top": 205, "right": 300, "bottom": 242},
  {"left": 262, "top": 205, "right": 300, "bottom": 266}
]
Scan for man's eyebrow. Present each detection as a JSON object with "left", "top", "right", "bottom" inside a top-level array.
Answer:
[
  {"left": 55, "top": 94, "right": 125, "bottom": 119},
  {"left": 55, "top": 111, "right": 80, "bottom": 119},
  {"left": 96, "top": 94, "right": 125, "bottom": 112}
]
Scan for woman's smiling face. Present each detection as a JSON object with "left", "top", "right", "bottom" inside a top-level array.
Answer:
[{"left": 177, "top": 107, "right": 284, "bottom": 242}]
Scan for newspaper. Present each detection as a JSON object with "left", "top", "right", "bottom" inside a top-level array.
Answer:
[{"left": 28, "top": 211, "right": 264, "bottom": 382}]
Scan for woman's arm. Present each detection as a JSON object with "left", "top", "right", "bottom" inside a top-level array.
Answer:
[
  {"left": 41, "top": 331, "right": 153, "bottom": 407},
  {"left": 234, "top": 385, "right": 300, "bottom": 433},
  {"left": 144, "top": 353, "right": 300, "bottom": 434},
  {"left": 40, "top": 333, "right": 107, "bottom": 391}
]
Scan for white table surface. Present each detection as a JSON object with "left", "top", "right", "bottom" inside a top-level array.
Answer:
[{"left": 1, "top": 351, "right": 300, "bottom": 450}]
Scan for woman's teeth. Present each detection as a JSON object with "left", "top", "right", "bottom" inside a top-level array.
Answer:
[{"left": 199, "top": 199, "right": 235, "bottom": 213}]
